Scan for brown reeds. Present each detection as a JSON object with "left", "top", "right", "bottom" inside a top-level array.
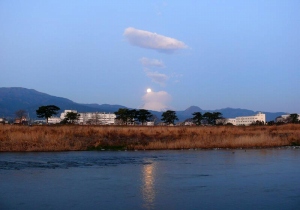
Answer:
[{"left": 0, "top": 124, "right": 299, "bottom": 152}]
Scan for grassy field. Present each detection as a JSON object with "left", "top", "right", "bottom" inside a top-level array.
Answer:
[{"left": 0, "top": 124, "right": 300, "bottom": 152}]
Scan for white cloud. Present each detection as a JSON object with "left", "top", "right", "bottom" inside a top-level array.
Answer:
[
  {"left": 140, "top": 57, "right": 165, "bottom": 67},
  {"left": 145, "top": 69, "right": 168, "bottom": 86},
  {"left": 124, "top": 27, "right": 187, "bottom": 53},
  {"left": 170, "top": 72, "right": 183, "bottom": 83},
  {"left": 141, "top": 91, "right": 171, "bottom": 111}
]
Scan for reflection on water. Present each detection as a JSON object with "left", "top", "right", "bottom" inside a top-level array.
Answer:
[{"left": 142, "top": 162, "right": 156, "bottom": 209}]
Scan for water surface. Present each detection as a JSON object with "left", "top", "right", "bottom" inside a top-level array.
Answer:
[{"left": 1, "top": 148, "right": 300, "bottom": 209}]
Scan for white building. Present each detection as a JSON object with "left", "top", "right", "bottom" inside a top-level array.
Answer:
[
  {"left": 48, "top": 117, "right": 61, "bottom": 124},
  {"left": 236, "top": 112, "right": 266, "bottom": 125},
  {"left": 59, "top": 110, "right": 116, "bottom": 125},
  {"left": 218, "top": 112, "right": 266, "bottom": 126},
  {"left": 60, "top": 110, "right": 78, "bottom": 120},
  {"left": 218, "top": 118, "right": 237, "bottom": 125},
  {"left": 79, "top": 112, "right": 116, "bottom": 125},
  {"left": 146, "top": 121, "right": 154, "bottom": 126},
  {"left": 275, "top": 114, "right": 300, "bottom": 123},
  {"left": 33, "top": 119, "right": 46, "bottom": 124}
]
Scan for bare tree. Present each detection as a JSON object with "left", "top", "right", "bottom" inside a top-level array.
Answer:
[
  {"left": 216, "top": 118, "right": 227, "bottom": 125},
  {"left": 15, "top": 109, "right": 27, "bottom": 123},
  {"left": 93, "top": 113, "right": 100, "bottom": 125}
]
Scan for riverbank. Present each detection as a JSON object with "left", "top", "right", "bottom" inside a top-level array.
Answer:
[{"left": 0, "top": 124, "right": 299, "bottom": 151}]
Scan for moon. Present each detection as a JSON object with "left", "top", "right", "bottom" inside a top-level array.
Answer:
[{"left": 147, "top": 88, "right": 152, "bottom": 93}]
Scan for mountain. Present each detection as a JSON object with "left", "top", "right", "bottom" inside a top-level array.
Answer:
[
  {"left": 0, "top": 87, "right": 126, "bottom": 119},
  {"left": 182, "top": 106, "right": 203, "bottom": 115},
  {"left": 82, "top": 103, "right": 126, "bottom": 112},
  {"left": 176, "top": 106, "right": 286, "bottom": 122},
  {"left": 0, "top": 87, "right": 286, "bottom": 121}
]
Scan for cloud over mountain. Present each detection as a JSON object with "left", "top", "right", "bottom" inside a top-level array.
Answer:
[
  {"left": 124, "top": 27, "right": 187, "bottom": 53},
  {"left": 141, "top": 90, "right": 171, "bottom": 111}
]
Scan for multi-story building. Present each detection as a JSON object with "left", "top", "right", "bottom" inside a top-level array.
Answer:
[
  {"left": 275, "top": 114, "right": 300, "bottom": 123},
  {"left": 221, "top": 118, "right": 236, "bottom": 125},
  {"left": 235, "top": 112, "right": 265, "bottom": 125},
  {"left": 60, "top": 110, "right": 78, "bottom": 120},
  {"left": 58, "top": 110, "right": 116, "bottom": 125},
  {"left": 79, "top": 112, "right": 116, "bottom": 125},
  {"left": 48, "top": 117, "right": 61, "bottom": 124},
  {"left": 218, "top": 112, "right": 266, "bottom": 126}
]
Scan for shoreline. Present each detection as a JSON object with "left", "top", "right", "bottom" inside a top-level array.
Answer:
[
  {"left": 1, "top": 146, "right": 300, "bottom": 153},
  {"left": 1, "top": 124, "right": 300, "bottom": 152}
]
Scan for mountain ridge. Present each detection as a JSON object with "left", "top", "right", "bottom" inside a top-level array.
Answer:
[{"left": 0, "top": 87, "right": 286, "bottom": 121}]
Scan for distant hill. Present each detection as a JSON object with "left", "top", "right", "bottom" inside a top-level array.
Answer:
[
  {"left": 0, "top": 87, "right": 126, "bottom": 119},
  {"left": 0, "top": 87, "right": 286, "bottom": 121},
  {"left": 176, "top": 106, "right": 286, "bottom": 122}
]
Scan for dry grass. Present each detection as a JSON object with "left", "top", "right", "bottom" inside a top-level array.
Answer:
[{"left": 0, "top": 124, "right": 300, "bottom": 151}]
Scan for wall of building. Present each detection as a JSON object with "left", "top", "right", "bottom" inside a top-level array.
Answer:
[
  {"left": 275, "top": 114, "right": 300, "bottom": 123},
  {"left": 60, "top": 110, "right": 78, "bottom": 120},
  {"left": 48, "top": 117, "right": 61, "bottom": 124},
  {"left": 218, "top": 112, "right": 266, "bottom": 126},
  {"left": 59, "top": 110, "right": 116, "bottom": 125},
  {"left": 236, "top": 112, "right": 265, "bottom": 126},
  {"left": 79, "top": 112, "right": 116, "bottom": 125}
]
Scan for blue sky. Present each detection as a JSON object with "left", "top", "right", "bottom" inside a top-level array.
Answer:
[{"left": 1, "top": 0, "right": 299, "bottom": 113}]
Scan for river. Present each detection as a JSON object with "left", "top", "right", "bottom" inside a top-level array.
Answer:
[{"left": 1, "top": 148, "right": 300, "bottom": 209}]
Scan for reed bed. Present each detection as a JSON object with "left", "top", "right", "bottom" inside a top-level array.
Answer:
[{"left": 0, "top": 124, "right": 299, "bottom": 151}]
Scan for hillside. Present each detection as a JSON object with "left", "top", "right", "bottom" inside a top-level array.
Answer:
[
  {"left": 0, "top": 87, "right": 125, "bottom": 119},
  {"left": 176, "top": 106, "right": 286, "bottom": 122},
  {"left": 0, "top": 87, "right": 286, "bottom": 121}
]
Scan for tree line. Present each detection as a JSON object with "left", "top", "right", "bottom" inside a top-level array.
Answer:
[
  {"left": 36, "top": 105, "right": 80, "bottom": 124},
  {"left": 114, "top": 108, "right": 153, "bottom": 125},
  {"left": 114, "top": 109, "right": 223, "bottom": 126},
  {"left": 9, "top": 105, "right": 300, "bottom": 126},
  {"left": 12, "top": 105, "right": 79, "bottom": 125}
]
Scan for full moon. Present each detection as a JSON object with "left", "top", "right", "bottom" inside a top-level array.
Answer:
[{"left": 147, "top": 88, "right": 152, "bottom": 93}]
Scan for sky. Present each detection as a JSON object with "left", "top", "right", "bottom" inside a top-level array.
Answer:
[{"left": 1, "top": 0, "right": 300, "bottom": 113}]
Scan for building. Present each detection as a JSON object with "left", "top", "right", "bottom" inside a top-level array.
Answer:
[
  {"left": 146, "top": 121, "right": 154, "bottom": 126},
  {"left": 184, "top": 121, "right": 194, "bottom": 126},
  {"left": 217, "top": 118, "right": 237, "bottom": 125},
  {"left": 217, "top": 112, "right": 266, "bottom": 126},
  {"left": 275, "top": 114, "right": 300, "bottom": 123},
  {"left": 59, "top": 110, "right": 116, "bottom": 125},
  {"left": 48, "top": 117, "right": 61, "bottom": 124},
  {"left": 79, "top": 112, "right": 116, "bottom": 125},
  {"left": 275, "top": 114, "right": 290, "bottom": 123},
  {"left": 14, "top": 117, "right": 28, "bottom": 125},
  {"left": 33, "top": 119, "right": 46, "bottom": 124},
  {"left": 60, "top": 110, "right": 78, "bottom": 120},
  {"left": 236, "top": 112, "right": 266, "bottom": 125}
]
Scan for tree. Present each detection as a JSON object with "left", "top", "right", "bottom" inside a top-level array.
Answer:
[
  {"left": 288, "top": 113, "right": 299, "bottom": 124},
  {"left": 203, "top": 112, "right": 223, "bottom": 125},
  {"left": 161, "top": 110, "right": 178, "bottom": 125},
  {"left": 114, "top": 108, "right": 130, "bottom": 125},
  {"left": 36, "top": 105, "right": 60, "bottom": 124},
  {"left": 127, "top": 109, "right": 137, "bottom": 124},
  {"left": 91, "top": 113, "right": 100, "bottom": 125},
  {"left": 192, "top": 112, "right": 203, "bottom": 125},
  {"left": 136, "top": 109, "right": 153, "bottom": 125},
  {"left": 216, "top": 118, "right": 227, "bottom": 125},
  {"left": 251, "top": 120, "right": 264, "bottom": 126},
  {"left": 61, "top": 112, "right": 80, "bottom": 124},
  {"left": 203, "top": 112, "right": 212, "bottom": 125},
  {"left": 15, "top": 109, "right": 27, "bottom": 122}
]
